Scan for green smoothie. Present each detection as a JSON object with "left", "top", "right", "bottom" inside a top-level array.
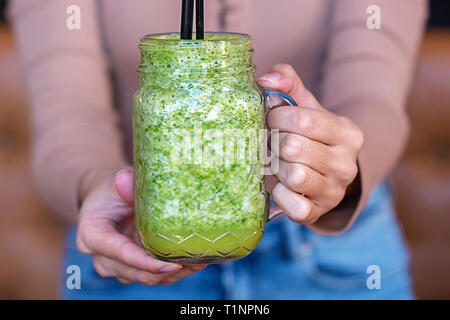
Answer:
[{"left": 133, "top": 33, "right": 268, "bottom": 263}]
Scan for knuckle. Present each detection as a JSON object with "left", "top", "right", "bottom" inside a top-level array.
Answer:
[
  {"left": 92, "top": 258, "right": 110, "bottom": 278},
  {"left": 336, "top": 187, "right": 347, "bottom": 203},
  {"left": 75, "top": 230, "right": 93, "bottom": 255},
  {"left": 353, "top": 127, "right": 365, "bottom": 151},
  {"left": 281, "top": 134, "right": 302, "bottom": 158},
  {"left": 340, "top": 162, "right": 358, "bottom": 182},
  {"left": 340, "top": 116, "right": 365, "bottom": 151},
  {"left": 327, "top": 186, "right": 346, "bottom": 207},
  {"left": 329, "top": 158, "right": 342, "bottom": 175},
  {"left": 116, "top": 240, "right": 134, "bottom": 264},
  {"left": 330, "top": 157, "right": 358, "bottom": 183},
  {"left": 286, "top": 165, "right": 306, "bottom": 190},
  {"left": 296, "top": 110, "right": 315, "bottom": 132},
  {"left": 323, "top": 184, "right": 337, "bottom": 200},
  {"left": 338, "top": 115, "right": 353, "bottom": 128},
  {"left": 290, "top": 200, "right": 312, "bottom": 224}
]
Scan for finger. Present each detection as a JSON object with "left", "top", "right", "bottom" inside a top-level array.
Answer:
[
  {"left": 93, "top": 255, "right": 169, "bottom": 286},
  {"left": 115, "top": 169, "right": 134, "bottom": 206},
  {"left": 87, "top": 229, "right": 182, "bottom": 274},
  {"left": 159, "top": 265, "right": 208, "bottom": 285},
  {"left": 267, "top": 106, "right": 351, "bottom": 146},
  {"left": 275, "top": 132, "right": 333, "bottom": 176},
  {"left": 257, "top": 64, "right": 322, "bottom": 110},
  {"left": 271, "top": 182, "right": 320, "bottom": 224},
  {"left": 117, "top": 277, "right": 132, "bottom": 285},
  {"left": 183, "top": 264, "right": 209, "bottom": 272},
  {"left": 276, "top": 159, "right": 334, "bottom": 205}
]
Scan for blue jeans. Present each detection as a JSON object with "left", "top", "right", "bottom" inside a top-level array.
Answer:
[{"left": 62, "top": 181, "right": 413, "bottom": 299}]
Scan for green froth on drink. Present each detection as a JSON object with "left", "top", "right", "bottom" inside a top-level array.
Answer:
[{"left": 133, "top": 33, "right": 268, "bottom": 263}]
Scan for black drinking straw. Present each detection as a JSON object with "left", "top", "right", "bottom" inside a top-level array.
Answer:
[
  {"left": 180, "top": 0, "right": 194, "bottom": 40},
  {"left": 196, "top": 0, "right": 204, "bottom": 40}
]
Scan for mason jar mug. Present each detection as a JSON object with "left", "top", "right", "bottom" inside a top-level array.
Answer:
[{"left": 133, "top": 32, "right": 296, "bottom": 264}]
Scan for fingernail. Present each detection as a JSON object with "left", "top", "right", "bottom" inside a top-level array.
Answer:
[
  {"left": 115, "top": 169, "right": 129, "bottom": 181},
  {"left": 258, "top": 72, "right": 281, "bottom": 83},
  {"left": 160, "top": 265, "right": 182, "bottom": 273}
]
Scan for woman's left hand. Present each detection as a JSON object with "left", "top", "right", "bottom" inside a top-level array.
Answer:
[{"left": 258, "top": 64, "right": 364, "bottom": 225}]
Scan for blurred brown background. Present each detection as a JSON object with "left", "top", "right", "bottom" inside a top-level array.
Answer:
[{"left": 0, "top": 1, "right": 449, "bottom": 299}]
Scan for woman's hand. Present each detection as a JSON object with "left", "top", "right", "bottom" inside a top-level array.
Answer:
[
  {"left": 259, "top": 64, "right": 364, "bottom": 225},
  {"left": 76, "top": 167, "right": 207, "bottom": 285}
]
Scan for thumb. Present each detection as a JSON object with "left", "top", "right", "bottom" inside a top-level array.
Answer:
[
  {"left": 114, "top": 169, "right": 134, "bottom": 206},
  {"left": 257, "top": 64, "right": 323, "bottom": 110}
]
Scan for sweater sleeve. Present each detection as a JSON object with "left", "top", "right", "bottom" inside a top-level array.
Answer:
[
  {"left": 311, "top": 0, "right": 428, "bottom": 234},
  {"left": 8, "top": 0, "right": 128, "bottom": 221}
]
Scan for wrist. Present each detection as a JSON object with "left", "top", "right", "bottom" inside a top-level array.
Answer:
[{"left": 78, "top": 168, "right": 101, "bottom": 203}]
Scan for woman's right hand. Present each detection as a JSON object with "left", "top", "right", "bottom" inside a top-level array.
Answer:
[{"left": 76, "top": 167, "right": 207, "bottom": 285}]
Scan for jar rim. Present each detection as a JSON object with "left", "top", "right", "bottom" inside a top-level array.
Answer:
[{"left": 139, "top": 32, "right": 251, "bottom": 48}]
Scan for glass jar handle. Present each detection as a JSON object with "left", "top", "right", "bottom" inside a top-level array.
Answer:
[
  {"left": 265, "top": 89, "right": 297, "bottom": 109},
  {"left": 264, "top": 89, "right": 298, "bottom": 222}
]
